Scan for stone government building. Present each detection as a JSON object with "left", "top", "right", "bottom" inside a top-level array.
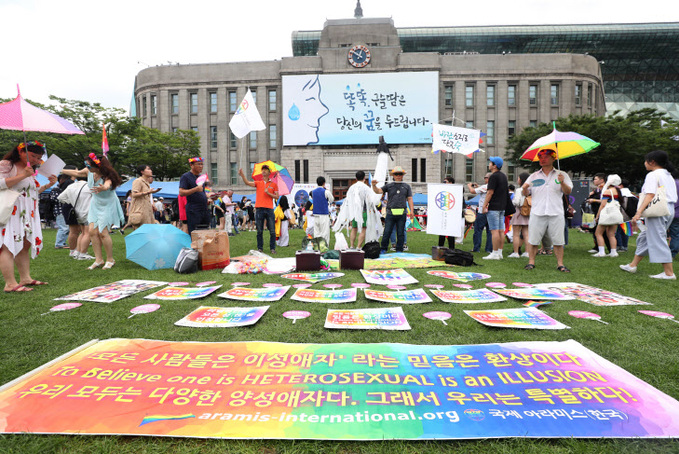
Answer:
[{"left": 137, "top": 6, "right": 674, "bottom": 196}]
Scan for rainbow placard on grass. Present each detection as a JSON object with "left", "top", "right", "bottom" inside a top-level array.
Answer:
[
  {"left": 218, "top": 286, "right": 290, "bottom": 302},
  {"left": 427, "top": 270, "right": 491, "bottom": 282},
  {"left": 325, "top": 307, "right": 411, "bottom": 330},
  {"left": 431, "top": 288, "right": 507, "bottom": 304},
  {"left": 144, "top": 285, "right": 222, "bottom": 300},
  {"left": 2, "top": 338, "right": 679, "bottom": 439},
  {"left": 281, "top": 272, "right": 344, "bottom": 283},
  {"left": 465, "top": 307, "right": 569, "bottom": 329},
  {"left": 291, "top": 288, "right": 357, "bottom": 303},
  {"left": 55, "top": 280, "right": 167, "bottom": 303},
  {"left": 175, "top": 306, "right": 268, "bottom": 327},
  {"left": 361, "top": 269, "right": 418, "bottom": 285},
  {"left": 533, "top": 282, "right": 652, "bottom": 307},
  {"left": 364, "top": 288, "right": 432, "bottom": 304},
  {"left": 492, "top": 288, "right": 573, "bottom": 301}
]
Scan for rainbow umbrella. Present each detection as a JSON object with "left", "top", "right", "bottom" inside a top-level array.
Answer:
[
  {"left": 252, "top": 160, "right": 295, "bottom": 196},
  {"left": 521, "top": 124, "right": 599, "bottom": 167}
]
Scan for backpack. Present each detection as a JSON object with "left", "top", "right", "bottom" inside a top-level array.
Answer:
[
  {"left": 621, "top": 195, "right": 638, "bottom": 220},
  {"left": 444, "top": 249, "right": 477, "bottom": 266},
  {"left": 520, "top": 196, "right": 532, "bottom": 217},
  {"left": 362, "top": 241, "right": 381, "bottom": 259},
  {"left": 174, "top": 247, "right": 199, "bottom": 274}
]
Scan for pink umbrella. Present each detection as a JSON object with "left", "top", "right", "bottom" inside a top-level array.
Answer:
[{"left": 0, "top": 87, "right": 84, "bottom": 136}]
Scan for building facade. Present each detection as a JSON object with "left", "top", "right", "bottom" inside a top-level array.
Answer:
[{"left": 134, "top": 16, "right": 604, "bottom": 195}]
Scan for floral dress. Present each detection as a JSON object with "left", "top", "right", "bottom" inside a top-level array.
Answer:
[
  {"left": 0, "top": 160, "right": 43, "bottom": 258},
  {"left": 87, "top": 172, "right": 124, "bottom": 232}
]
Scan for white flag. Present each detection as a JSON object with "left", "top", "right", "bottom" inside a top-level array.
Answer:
[
  {"left": 432, "top": 124, "right": 481, "bottom": 155},
  {"left": 228, "top": 89, "right": 266, "bottom": 139}
]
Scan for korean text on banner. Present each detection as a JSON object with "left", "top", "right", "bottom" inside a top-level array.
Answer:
[
  {"left": 426, "top": 183, "right": 464, "bottom": 237},
  {"left": 432, "top": 124, "right": 481, "bottom": 155}
]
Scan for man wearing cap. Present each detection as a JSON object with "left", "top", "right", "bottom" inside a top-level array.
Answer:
[
  {"left": 467, "top": 173, "right": 493, "bottom": 254},
  {"left": 239, "top": 165, "right": 279, "bottom": 253},
  {"left": 521, "top": 148, "right": 573, "bottom": 272},
  {"left": 372, "top": 166, "right": 415, "bottom": 253},
  {"left": 179, "top": 157, "right": 209, "bottom": 234},
  {"left": 481, "top": 157, "right": 509, "bottom": 260}
]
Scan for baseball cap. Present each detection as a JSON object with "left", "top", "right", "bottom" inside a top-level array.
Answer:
[{"left": 489, "top": 156, "right": 504, "bottom": 169}]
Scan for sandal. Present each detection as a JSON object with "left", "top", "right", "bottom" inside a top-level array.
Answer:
[
  {"left": 524, "top": 264, "right": 536, "bottom": 270},
  {"left": 557, "top": 265, "right": 571, "bottom": 273},
  {"left": 23, "top": 280, "right": 48, "bottom": 286},
  {"left": 4, "top": 285, "right": 33, "bottom": 293},
  {"left": 88, "top": 261, "right": 105, "bottom": 270},
  {"left": 102, "top": 260, "right": 116, "bottom": 270}
]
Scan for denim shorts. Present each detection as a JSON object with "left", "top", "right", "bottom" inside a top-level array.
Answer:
[{"left": 487, "top": 210, "right": 505, "bottom": 230}]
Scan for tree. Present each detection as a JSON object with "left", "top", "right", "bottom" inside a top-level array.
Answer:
[{"left": 506, "top": 109, "right": 679, "bottom": 188}]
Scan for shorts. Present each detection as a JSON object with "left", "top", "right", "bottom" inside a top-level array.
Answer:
[
  {"left": 486, "top": 210, "right": 505, "bottom": 230},
  {"left": 351, "top": 212, "right": 368, "bottom": 229},
  {"left": 528, "top": 215, "right": 565, "bottom": 246}
]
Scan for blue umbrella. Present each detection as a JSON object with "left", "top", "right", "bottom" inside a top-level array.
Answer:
[{"left": 125, "top": 224, "right": 191, "bottom": 270}]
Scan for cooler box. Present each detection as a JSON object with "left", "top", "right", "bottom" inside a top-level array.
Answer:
[
  {"left": 432, "top": 246, "right": 449, "bottom": 261},
  {"left": 191, "top": 230, "right": 230, "bottom": 270},
  {"left": 296, "top": 250, "right": 321, "bottom": 271},
  {"left": 340, "top": 249, "right": 365, "bottom": 270}
]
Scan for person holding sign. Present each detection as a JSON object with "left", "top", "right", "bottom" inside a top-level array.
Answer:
[
  {"left": 481, "top": 157, "right": 509, "bottom": 260},
  {"left": 179, "top": 157, "right": 210, "bottom": 235},
  {"left": 372, "top": 166, "right": 414, "bottom": 253},
  {"left": 521, "top": 148, "right": 572, "bottom": 272}
]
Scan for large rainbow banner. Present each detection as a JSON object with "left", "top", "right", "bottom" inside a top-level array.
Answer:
[{"left": 1, "top": 339, "right": 679, "bottom": 439}]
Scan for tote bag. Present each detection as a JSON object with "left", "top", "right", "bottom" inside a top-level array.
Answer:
[
  {"left": 599, "top": 199, "right": 624, "bottom": 226},
  {"left": 642, "top": 184, "right": 670, "bottom": 218},
  {"left": 0, "top": 189, "right": 20, "bottom": 225}
]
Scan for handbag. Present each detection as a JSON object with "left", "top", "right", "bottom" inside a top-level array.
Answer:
[
  {"left": 504, "top": 192, "right": 516, "bottom": 216},
  {"left": 642, "top": 184, "right": 670, "bottom": 218},
  {"left": 520, "top": 196, "right": 532, "bottom": 217},
  {"left": 463, "top": 208, "right": 476, "bottom": 224},
  {"left": 0, "top": 189, "right": 21, "bottom": 225},
  {"left": 599, "top": 199, "right": 624, "bottom": 226}
]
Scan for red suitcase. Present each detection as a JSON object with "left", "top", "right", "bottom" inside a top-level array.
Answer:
[
  {"left": 296, "top": 250, "right": 321, "bottom": 271},
  {"left": 340, "top": 249, "right": 365, "bottom": 270}
]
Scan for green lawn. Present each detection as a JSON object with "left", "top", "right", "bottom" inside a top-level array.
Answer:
[{"left": 1, "top": 226, "right": 678, "bottom": 453}]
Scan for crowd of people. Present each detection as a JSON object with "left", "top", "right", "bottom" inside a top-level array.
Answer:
[{"left": 2, "top": 143, "right": 678, "bottom": 292}]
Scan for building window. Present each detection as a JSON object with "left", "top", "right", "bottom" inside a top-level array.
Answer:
[
  {"left": 529, "top": 85, "right": 537, "bottom": 105},
  {"left": 268, "top": 89, "right": 277, "bottom": 112},
  {"left": 295, "top": 160, "right": 301, "bottom": 182},
  {"left": 587, "top": 84, "right": 592, "bottom": 107},
  {"left": 303, "top": 159, "right": 309, "bottom": 184},
  {"left": 486, "top": 120, "right": 495, "bottom": 146},
  {"left": 249, "top": 131, "right": 257, "bottom": 149},
  {"left": 269, "top": 125, "right": 277, "bottom": 149},
  {"left": 486, "top": 85, "right": 495, "bottom": 107},
  {"left": 251, "top": 90, "right": 257, "bottom": 104},
  {"left": 575, "top": 84, "right": 582, "bottom": 105},
  {"left": 209, "top": 92, "right": 218, "bottom": 113},
  {"left": 190, "top": 93, "right": 198, "bottom": 114},
  {"left": 465, "top": 85, "right": 474, "bottom": 107},
  {"left": 229, "top": 131, "right": 237, "bottom": 149},
  {"left": 444, "top": 158, "right": 453, "bottom": 177},
  {"left": 172, "top": 127, "right": 178, "bottom": 133},
  {"left": 508, "top": 85, "right": 516, "bottom": 106},
  {"left": 529, "top": 120, "right": 537, "bottom": 128},
  {"left": 230, "top": 163, "right": 238, "bottom": 185},
  {"left": 420, "top": 158, "right": 426, "bottom": 183},
  {"left": 210, "top": 163, "right": 218, "bottom": 185},
  {"left": 170, "top": 93, "right": 179, "bottom": 114},
  {"left": 150, "top": 95, "right": 157, "bottom": 115},
  {"left": 507, "top": 163, "right": 516, "bottom": 182},
  {"left": 250, "top": 162, "right": 255, "bottom": 174},
  {"left": 465, "top": 157, "right": 474, "bottom": 182},
  {"left": 508, "top": 120, "right": 516, "bottom": 137},
  {"left": 210, "top": 126, "right": 217, "bottom": 149},
  {"left": 412, "top": 159, "right": 418, "bottom": 183},
  {"left": 229, "top": 91, "right": 237, "bottom": 112},
  {"left": 444, "top": 85, "right": 453, "bottom": 106},
  {"left": 465, "top": 121, "right": 474, "bottom": 129},
  {"left": 191, "top": 126, "right": 198, "bottom": 133},
  {"left": 550, "top": 84, "right": 559, "bottom": 105},
  {"left": 142, "top": 97, "right": 147, "bottom": 117}
]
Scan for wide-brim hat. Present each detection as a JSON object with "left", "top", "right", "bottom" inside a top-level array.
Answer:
[{"left": 391, "top": 166, "right": 407, "bottom": 175}]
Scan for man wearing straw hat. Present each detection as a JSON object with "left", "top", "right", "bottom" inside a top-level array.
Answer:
[{"left": 372, "top": 166, "right": 415, "bottom": 253}]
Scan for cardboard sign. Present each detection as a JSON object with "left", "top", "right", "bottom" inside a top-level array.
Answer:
[
  {"left": 431, "top": 288, "right": 508, "bottom": 304},
  {"left": 533, "top": 282, "right": 652, "bottom": 307},
  {"left": 291, "top": 288, "right": 357, "bottom": 304},
  {"left": 427, "top": 270, "right": 491, "bottom": 282},
  {"left": 175, "top": 306, "right": 268, "bottom": 327},
  {"left": 465, "top": 307, "right": 569, "bottom": 330},
  {"left": 144, "top": 285, "right": 222, "bottom": 300},
  {"left": 325, "top": 307, "right": 411, "bottom": 330},
  {"left": 217, "top": 286, "right": 290, "bottom": 302},
  {"left": 361, "top": 269, "right": 418, "bottom": 285},
  {"left": 55, "top": 280, "right": 167, "bottom": 303},
  {"left": 364, "top": 288, "right": 432, "bottom": 304}
]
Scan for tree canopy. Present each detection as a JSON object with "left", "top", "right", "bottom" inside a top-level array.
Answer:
[
  {"left": 0, "top": 96, "right": 199, "bottom": 181},
  {"left": 506, "top": 109, "right": 679, "bottom": 188}
]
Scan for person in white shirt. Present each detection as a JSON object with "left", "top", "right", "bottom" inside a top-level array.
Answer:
[
  {"left": 620, "top": 150, "right": 677, "bottom": 279},
  {"left": 521, "top": 147, "right": 573, "bottom": 272}
]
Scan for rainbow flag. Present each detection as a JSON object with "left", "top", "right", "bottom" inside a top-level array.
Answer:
[
  {"left": 464, "top": 224, "right": 473, "bottom": 239},
  {"left": 102, "top": 123, "right": 109, "bottom": 156},
  {"left": 620, "top": 221, "right": 633, "bottom": 237}
]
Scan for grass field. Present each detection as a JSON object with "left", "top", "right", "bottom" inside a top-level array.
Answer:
[{"left": 1, "top": 226, "right": 678, "bottom": 453}]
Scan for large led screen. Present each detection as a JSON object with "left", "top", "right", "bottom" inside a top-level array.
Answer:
[{"left": 282, "top": 72, "right": 438, "bottom": 146}]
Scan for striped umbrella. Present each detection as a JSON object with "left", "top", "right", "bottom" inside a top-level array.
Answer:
[
  {"left": 252, "top": 160, "right": 295, "bottom": 196},
  {"left": 521, "top": 125, "right": 599, "bottom": 166}
]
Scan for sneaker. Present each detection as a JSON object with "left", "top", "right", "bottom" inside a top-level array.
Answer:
[
  {"left": 608, "top": 251, "right": 619, "bottom": 258},
  {"left": 521, "top": 252, "right": 529, "bottom": 257},
  {"left": 482, "top": 252, "right": 501, "bottom": 260},
  {"left": 618, "top": 247, "right": 627, "bottom": 252},
  {"left": 587, "top": 249, "right": 598, "bottom": 253},
  {"left": 270, "top": 250, "right": 276, "bottom": 255},
  {"left": 592, "top": 252, "right": 606, "bottom": 257},
  {"left": 69, "top": 250, "right": 78, "bottom": 258},
  {"left": 77, "top": 253, "right": 96, "bottom": 260},
  {"left": 403, "top": 244, "right": 409, "bottom": 251},
  {"left": 619, "top": 264, "right": 637, "bottom": 274},
  {"left": 390, "top": 246, "right": 396, "bottom": 252},
  {"left": 508, "top": 252, "right": 521, "bottom": 258},
  {"left": 650, "top": 273, "right": 677, "bottom": 280}
]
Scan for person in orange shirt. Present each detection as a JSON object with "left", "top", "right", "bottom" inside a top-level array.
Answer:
[{"left": 239, "top": 166, "right": 279, "bottom": 253}]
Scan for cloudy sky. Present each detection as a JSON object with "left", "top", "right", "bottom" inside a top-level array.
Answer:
[{"left": 1, "top": 0, "right": 676, "bottom": 113}]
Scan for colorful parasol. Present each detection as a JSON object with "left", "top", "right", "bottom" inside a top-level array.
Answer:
[
  {"left": 521, "top": 125, "right": 599, "bottom": 163},
  {"left": 252, "top": 160, "right": 294, "bottom": 196},
  {"left": 0, "top": 86, "right": 84, "bottom": 135}
]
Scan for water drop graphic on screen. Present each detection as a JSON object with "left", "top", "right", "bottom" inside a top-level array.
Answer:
[{"left": 288, "top": 103, "right": 300, "bottom": 121}]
